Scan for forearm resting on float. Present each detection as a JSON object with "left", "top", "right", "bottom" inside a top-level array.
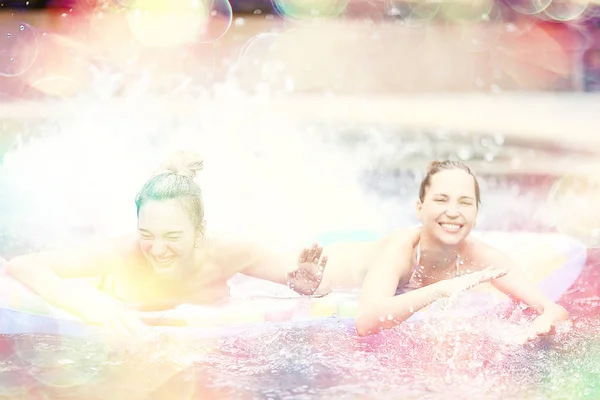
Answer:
[
  {"left": 487, "top": 251, "right": 569, "bottom": 318},
  {"left": 5, "top": 244, "right": 121, "bottom": 316},
  {"left": 491, "top": 264, "right": 569, "bottom": 320},
  {"left": 6, "top": 259, "right": 112, "bottom": 317},
  {"left": 355, "top": 282, "right": 446, "bottom": 336}
]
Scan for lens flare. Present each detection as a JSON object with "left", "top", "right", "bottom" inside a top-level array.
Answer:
[
  {"left": 0, "top": 21, "right": 38, "bottom": 77},
  {"left": 272, "top": 0, "right": 349, "bottom": 21},
  {"left": 126, "top": 0, "right": 233, "bottom": 47},
  {"left": 387, "top": 0, "right": 440, "bottom": 22},
  {"left": 504, "top": 0, "right": 552, "bottom": 15},
  {"left": 547, "top": 174, "right": 600, "bottom": 248},
  {"left": 544, "top": 0, "right": 590, "bottom": 22},
  {"left": 440, "top": 0, "right": 494, "bottom": 23}
]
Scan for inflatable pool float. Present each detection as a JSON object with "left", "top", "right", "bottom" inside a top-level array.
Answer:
[{"left": 0, "top": 232, "right": 587, "bottom": 339}]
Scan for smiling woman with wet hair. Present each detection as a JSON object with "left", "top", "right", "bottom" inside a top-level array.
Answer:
[
  {"left": 322, "top": 160, "right": 569, "bottom": 341},
  {"left": 5, "top": 150, "right": 328, "bottom": 335}
]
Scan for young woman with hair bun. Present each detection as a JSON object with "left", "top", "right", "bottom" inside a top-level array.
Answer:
[{"left": 5, "top": 150, "right": 328, "bottom": 335}]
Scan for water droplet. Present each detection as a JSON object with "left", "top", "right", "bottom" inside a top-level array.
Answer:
[
  {"left": 6, "top": 33, "right": 11, "bottom": 38},
  {"left": 19, "top": 25, "right": 24, "bottom": 31}
]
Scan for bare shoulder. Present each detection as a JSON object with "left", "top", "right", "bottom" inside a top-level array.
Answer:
[{"left": 382, "top": 227, "right": 421, "bottom": 251}]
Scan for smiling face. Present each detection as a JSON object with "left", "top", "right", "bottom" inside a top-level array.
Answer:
[
  {"left": 137, "top": 199, "right": 201, "bottom": 278},
  {"left": 416, "top": 168, "right": 479, "bottom": 246}
]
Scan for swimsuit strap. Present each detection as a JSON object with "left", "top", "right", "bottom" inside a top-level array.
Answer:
[{"left": 408, "top": 241, "right": 461, "bottom": 284}]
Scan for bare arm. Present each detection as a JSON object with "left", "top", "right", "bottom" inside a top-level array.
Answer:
[
  {"left": 355, "top": 229, "right": 432, "bottom": 336},
  {"left": 239, "top": 246, "right": 299, "bottom": 285},
  {"left": 5, "top": 237, "right": 130, "bottom": 316},
  {"left": 487, "top": 250, "right": 561, "bottom": 311},
  {"left": 484, "top": 248, "right": 569, "bottom": 339},
  {"left": 217, "top": 239, "right": 296, "bottom": 284},
  {"left": 215, "top": 237, "right": 328, "bottom": 295},
  {"left": 355, "top": 229, "right": 510, "bottom": 336}
]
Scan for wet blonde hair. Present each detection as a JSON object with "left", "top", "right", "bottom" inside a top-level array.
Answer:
[
  {"left": 419, "top": 160, "right": 481, "bottom": 207},
  {"left": 135, "top": 151, "right": 205, "bottom": 229}
]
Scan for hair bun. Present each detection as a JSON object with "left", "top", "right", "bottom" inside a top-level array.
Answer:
[{"left": 159, "top": 150, "right": 204, "bottom": 179}]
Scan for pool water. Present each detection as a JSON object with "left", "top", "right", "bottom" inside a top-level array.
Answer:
[{"left": 0, "top": 253, "right": 598, "bottom": 400}]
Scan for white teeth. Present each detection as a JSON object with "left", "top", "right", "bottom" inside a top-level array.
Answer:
[{"left": 440, "top": 223, "right": 461, "bottom": 232}]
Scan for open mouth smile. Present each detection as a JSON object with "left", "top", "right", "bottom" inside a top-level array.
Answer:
[{"left": 439, "top": 223, "right": 463, "bottom": 233}]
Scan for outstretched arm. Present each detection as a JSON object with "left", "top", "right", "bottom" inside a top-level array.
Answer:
[
  {"left": 4, "top": 237, "right": 148, "bottom": 335},
  {"left": 484, "top": 248, "right": 569, "bottom": 342},
  {"left": 219, "top": 239, "right": 328, "bottom": 296},
  {"left": 355, "top": 228, "right": 426, "bottom": 335},
  {"left": 355, "top": 228, "right": 509, "bottom": 336}
]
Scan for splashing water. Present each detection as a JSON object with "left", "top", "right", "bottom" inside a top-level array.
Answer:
[
  {"left": 0, "top": 2, "right": 597, "bottom": 399},
  {"left": 0, "top": 112, "right": 598, "bottom": 399},
  {"left": 0, "top": 105, "right": 390, "bottom": 251},
  {"left": 0, "top": 272, "right": 598, "bottom": 400}
]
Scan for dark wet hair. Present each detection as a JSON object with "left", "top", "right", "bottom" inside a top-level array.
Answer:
[
  {"left": 418, "top": 160, "right": 481, "bottom": 207},
  {"left": 135, "top": 151, "right": 205, "bottom": 229}
]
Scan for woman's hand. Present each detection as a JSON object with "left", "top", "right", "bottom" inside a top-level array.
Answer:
[
  {"left": 74, "top": 293, "right": 152, "bottom": 338},
  {"left": 522, "top": 304, "right": 569, "bottom": 344},
  {"left": 286, "top": 243, "right": 328, "bottom": 295}
]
